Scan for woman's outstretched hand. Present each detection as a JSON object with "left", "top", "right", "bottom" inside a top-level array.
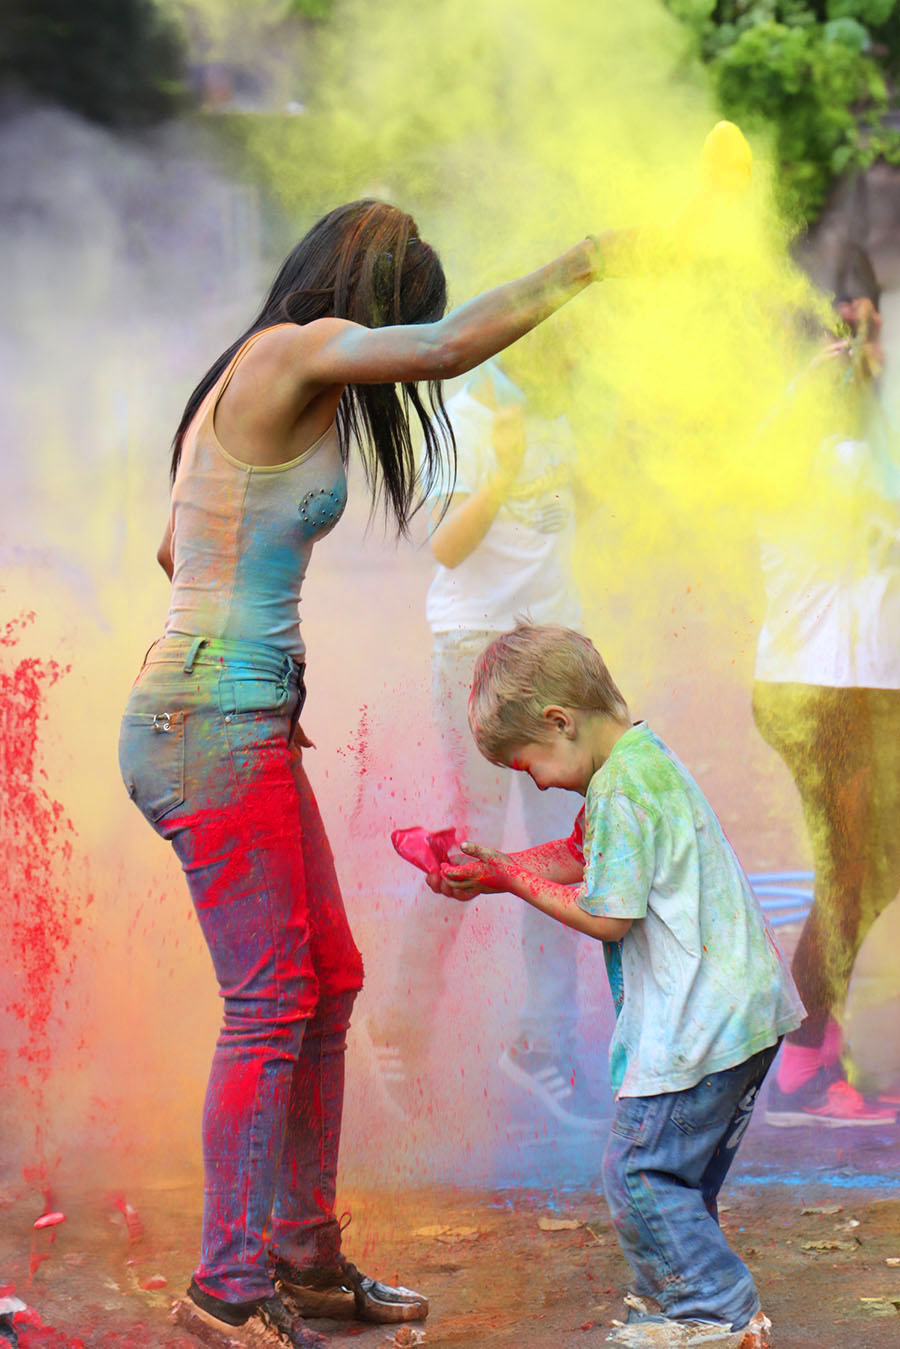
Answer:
[
  {"left": 591, "top": 227, "right": 642, "bottom": 280},
  {"left": 428, "top": 841, "right": 514, "bottom": 902}
]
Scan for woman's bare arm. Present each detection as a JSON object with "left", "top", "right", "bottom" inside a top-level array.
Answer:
[
  {"left": 430, "top": 406, "right": 526, "bottom": 568},
  {"left": 277, "top": 233, "right": 631, "bottom": 393}
]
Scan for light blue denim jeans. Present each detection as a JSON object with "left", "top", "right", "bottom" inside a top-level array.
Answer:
[
  {"left": 118, "top": 634, "right": 364, "bottom": 1304},
  {"left": 602, "top": 1042, "right": 779, "bottom": 1330},
  {"left": 383, "top": 633, "right": 582, "bottom": 1062}
]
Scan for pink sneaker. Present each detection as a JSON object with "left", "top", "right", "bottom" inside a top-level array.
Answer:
[{"left": 766, "top": 1074, "right": 897, "bottom": 1127}]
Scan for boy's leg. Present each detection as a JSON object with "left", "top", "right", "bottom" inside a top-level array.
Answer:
[
  {"left": 696, "top": 1043, "right": 779, "bottom": 1221},
  {"left": 602, "top": 1046, "right": 776, "bottom": 1330}
]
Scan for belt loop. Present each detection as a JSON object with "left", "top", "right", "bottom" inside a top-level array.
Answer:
[{"left": 183, "top": 637, "right": 206, "bottom": 674}]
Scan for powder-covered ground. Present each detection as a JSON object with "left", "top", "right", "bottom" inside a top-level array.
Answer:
[{"left": 2, "top": 1110, "right": 900, "bottom": 1348}]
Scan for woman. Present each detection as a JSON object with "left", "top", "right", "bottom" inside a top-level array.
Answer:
[{"left": 119, "top": 199, "right": 625, "bottom": 1348}]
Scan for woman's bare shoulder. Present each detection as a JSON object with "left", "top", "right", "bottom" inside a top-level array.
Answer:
[{"left": 254, "top": 318, "right": 356, "bottom": 359}]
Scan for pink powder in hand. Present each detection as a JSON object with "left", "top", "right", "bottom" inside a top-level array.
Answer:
[{"left": 391, "top": 826, "right": 460, "bottom": 874}]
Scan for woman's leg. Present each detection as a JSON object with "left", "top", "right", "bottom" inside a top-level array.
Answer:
[
  {"left": 271, "top": 756, "right": 363, "bottom": 1269},
  {"left": 861, "top": 689, "right": 900, "bottom": 953},
  {"left": 752, "top": 681, "right": 871, "bottom": 1048},
  {"left": 161, "top": 708, "right": 320, "bottom": 1303}
]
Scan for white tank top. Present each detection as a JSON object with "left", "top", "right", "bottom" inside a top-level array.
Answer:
[{"left": 165, "top": 328, "right": 347, "bottom": 657}]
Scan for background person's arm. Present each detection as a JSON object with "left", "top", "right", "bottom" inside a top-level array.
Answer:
[{"left": 430, "top": 406, "right": 526, "bottom": 567}]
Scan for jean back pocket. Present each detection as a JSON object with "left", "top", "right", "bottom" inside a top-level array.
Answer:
[
  {"left": 118, "top": 709, "right": 186, "bottom": 824},
  {"left": 219, "top": 676, "right": 291, "bottom": 718}
]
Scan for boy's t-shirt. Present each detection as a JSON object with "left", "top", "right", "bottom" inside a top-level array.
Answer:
[{"left": 573, "top": 723, "right": 805, "bottom": 1098}]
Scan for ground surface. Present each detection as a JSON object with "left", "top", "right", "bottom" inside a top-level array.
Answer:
[{"left": 4, "top": 1102, "right": 900, "bottom": 1349}]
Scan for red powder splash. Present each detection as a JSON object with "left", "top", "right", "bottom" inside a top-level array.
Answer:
[{"left": 1, "top": 613, "right": 83, "bottom": 1182}]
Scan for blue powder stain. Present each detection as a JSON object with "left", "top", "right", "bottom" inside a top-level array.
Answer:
[{"left": 739, "top": 1171, "right": 898, "bottom": 1191}]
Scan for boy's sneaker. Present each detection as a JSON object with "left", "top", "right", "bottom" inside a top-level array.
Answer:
[
  {"left": 274, "top": 1255, "right": 428, "bottom": 1324},
  {"left": 499, "top": 1044, "right": 605, "bottom": 1131},
  {"left": 607, "top": 1304, "right": 770, "bottom": 1346},
  {"left": 171, "top": 1281, "right": 326, "bottom": 1348},
  {"left": 765, "top": 1072, "right": 897, "bottom": 1127}
]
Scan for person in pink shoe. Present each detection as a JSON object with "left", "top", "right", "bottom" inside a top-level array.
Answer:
[{"left": 754, "top": 244, "right": 900, "bottom": 1128}]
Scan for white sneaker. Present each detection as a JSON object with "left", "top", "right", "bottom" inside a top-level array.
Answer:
[
  {"left": 606, "top": 1310, "right": 771, "bottom": 1347},
  {"left": 356, "top": 1015, "right": 412, "bottom": 1122},
  {"left": 499, "top": 1045, "right": 605, "bottom": 1131}
]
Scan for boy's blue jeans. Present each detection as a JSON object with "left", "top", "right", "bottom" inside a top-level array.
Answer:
[
  {"left": 602, "top": 1042, "right": 778, "bottom": 1330},
  {"left": 118, "top": 635, "right": 364, "bottom": 1304}
]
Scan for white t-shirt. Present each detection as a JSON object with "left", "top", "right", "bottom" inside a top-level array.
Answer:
[
  {"left": 755, "top": 427, "right": 900, "bottom": 689},
  {"left": 575, "top": 724, "right": 804, "bottom": 1098},
  {"left": 425, "top": 373, "right": 582, "bottom": 635}
]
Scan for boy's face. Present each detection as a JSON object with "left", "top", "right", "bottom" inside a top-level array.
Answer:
[{"left": 507, "top": 735, "right": 592, "bottom": 795}]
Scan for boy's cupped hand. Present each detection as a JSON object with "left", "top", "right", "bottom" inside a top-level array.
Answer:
[{"left": 427, "top": 841, "right": 513, "bottom": 901}]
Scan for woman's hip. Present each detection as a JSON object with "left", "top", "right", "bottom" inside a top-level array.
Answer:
[{"left": 119, "top": 634, "right": 306, "bottom": 826}]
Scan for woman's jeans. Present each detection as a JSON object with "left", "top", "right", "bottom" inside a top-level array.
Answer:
[
  {"left": 118, "top": 634, "right": 364, "bottom": 1303},
  {"left": 602, "top": 1042, "right": 778, "bottom": 1330}
]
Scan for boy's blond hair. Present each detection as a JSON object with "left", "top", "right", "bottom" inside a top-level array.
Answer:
[{"left": 468, "top": 624, "right": 629, "bottom": 763}]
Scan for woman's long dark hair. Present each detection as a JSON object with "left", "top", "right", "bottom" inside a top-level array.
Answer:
[{"left": 171, "top": 200, "right": 455, "bottom": 532}]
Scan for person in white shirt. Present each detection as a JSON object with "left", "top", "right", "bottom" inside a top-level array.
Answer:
[
  {"left": 755, "top": 244, "right": 900, "bottom": 1127},
  {"left": 369, "top": 349, "right": 605, "bottom": 1131}
]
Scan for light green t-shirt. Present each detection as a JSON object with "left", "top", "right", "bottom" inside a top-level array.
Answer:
[{"left": 576, "top": 723, "right": 805, "bottom": 1097}]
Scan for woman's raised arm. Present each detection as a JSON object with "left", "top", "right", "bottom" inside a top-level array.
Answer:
[{"left": 287, "top": 231, "right": 631, "bottom": 390}]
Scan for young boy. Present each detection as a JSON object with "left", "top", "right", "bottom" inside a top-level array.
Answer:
[{"left": 431, "top": 624, "right": 804, "bottom": 1347}]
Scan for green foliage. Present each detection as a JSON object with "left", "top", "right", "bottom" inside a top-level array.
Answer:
[
  {"left": 827, "top": 0, "right": 896, "bottom": 24},
  {"left": 287, "top": 0, "right": 336, "bottom": 16},
  {"left": 665, "top": 0, "right": 900, "bottom": 222},
  {"left": 0, "top": 0, "right": 189, "bottom": 129}
]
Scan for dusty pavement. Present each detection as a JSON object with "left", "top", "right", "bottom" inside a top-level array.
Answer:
[{"left": 3, "top": 1104, "right": 899, "bottom": 1349}]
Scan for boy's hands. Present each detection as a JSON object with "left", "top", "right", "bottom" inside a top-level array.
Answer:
[{"left": 426, "top": 841, "right": 515, "bottom": 901}]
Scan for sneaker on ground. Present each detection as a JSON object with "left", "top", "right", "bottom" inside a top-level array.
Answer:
[
  {"left": 606, "top": 1308, "right": 770, "bottom": 1347},
  {"left": 499, "top": 1045, "right": 605, "bottom": 1130},
  {"left": 171, "top": 1282, "right": 326, "bottom": 1348},
  {"left": 765, "top": 1073, "right": 897, "bottom": 1127},
  {"left": 275, "top": 1256, "right": 428, "bottom": 1325}
]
